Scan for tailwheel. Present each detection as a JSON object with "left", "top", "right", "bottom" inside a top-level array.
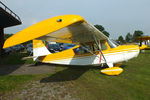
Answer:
[{"left": 100, "top": 67, "right": 123, "bottom": 76}]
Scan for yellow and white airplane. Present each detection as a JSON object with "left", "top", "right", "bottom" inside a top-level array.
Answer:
[{"left": 3, "top": 15, "right": 140, "bottom": 75}]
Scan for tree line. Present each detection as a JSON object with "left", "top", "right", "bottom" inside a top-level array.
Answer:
[
  {"left": 94, "top": 24, "right": 144, "bottom": 44},
  {"left": 116, "top": 30, "right": 144, "bottom": 44}
]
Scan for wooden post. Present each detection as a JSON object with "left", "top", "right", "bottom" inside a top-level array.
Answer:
[{"left": 0, "top": 28, "right": 4, "bottom": 57}]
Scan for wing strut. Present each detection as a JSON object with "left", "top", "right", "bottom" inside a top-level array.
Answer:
[{"left": 93, "top": 35, "right": 108, "bottom": 65}]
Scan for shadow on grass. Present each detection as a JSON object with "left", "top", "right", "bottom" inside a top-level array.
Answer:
[
  {"left": 0, "top": 52, "right": 34, "bottom": 76},
  {"left": 120, "top": 64, "right": 127, "bottom": 68},
  {"left": 0, "top": 65, "right": 22, "bottom": 76},
  {"left": 40, "top": 65, "right": 100, "bottom": 83}
]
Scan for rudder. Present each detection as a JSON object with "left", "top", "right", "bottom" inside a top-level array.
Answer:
[{"left": 33, "top": 40, "right": 51, "bottom": 61}]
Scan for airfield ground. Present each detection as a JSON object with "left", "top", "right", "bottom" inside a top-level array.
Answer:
[{"left": 0, "top": 51, "right": 150, "bottom": 100}]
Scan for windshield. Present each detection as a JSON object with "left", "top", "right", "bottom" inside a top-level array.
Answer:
[{"left": 107, "top": 39, "right": 119, "bottom": 48}]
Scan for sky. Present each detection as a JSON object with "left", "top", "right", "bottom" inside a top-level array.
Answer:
[{"left": 1, "top": 0, "right": 150, "bottom": 39}]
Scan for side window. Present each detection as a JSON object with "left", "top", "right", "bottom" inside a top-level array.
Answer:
[
  {"left": 107, "top": 39, "right": 118, "bottom": 48},
  {"left": 73, "top": 45, "right": 90, "bottom": 54},
  {"left": 101, "top": 41, "right": 107, "bottom": 50},
  {"left": 93, "top": 43, "right": 99, "bottom": 51},
  {"left": 92, "top": 41, "right": 107, "bottom": 51}
]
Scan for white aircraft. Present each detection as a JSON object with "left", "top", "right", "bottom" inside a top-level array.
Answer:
[{"left": 3, "top": 15, "right": 140, "bottom": 75}]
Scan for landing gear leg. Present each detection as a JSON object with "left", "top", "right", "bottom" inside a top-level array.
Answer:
[{"left": 107, "top": 63, "right": 114, "bottom": 68}]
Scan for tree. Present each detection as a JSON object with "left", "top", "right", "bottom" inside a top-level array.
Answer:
[
  {"left": 4, "top": 33, "right": 13, "bottom": 40},
  {"left": 103, "top": 31, "right": 110, "bottom": 37},
  {"left": 94, "top": 24, "right": 110, "bottom": 37},
  {"left": 132, "top": 30, "right": 144, "bottom": 42},
  {"left": 117, "top": 35, "right": 125, "bottom": 44},
  {"left": 94, "top": 25, "right": 104, "bottom": 32},
  {"left": 125, "top": 32, "right": 132, "bottom": 43}
]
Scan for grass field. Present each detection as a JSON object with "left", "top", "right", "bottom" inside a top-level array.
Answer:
[
  {"left": 0, "top": 51, "right": 150, "bottom": 100},
  {"left": 43, "top": 50, "right": 150, "bottom": 100},
  {"left": 73, "top": 50, "right": 150, "bottom": 100},
  {"left": 0, "top": 52, "right": 35, "bottom": 95},
  {"left": 0, "top": 75, "right": 35, "bottom": 95}
]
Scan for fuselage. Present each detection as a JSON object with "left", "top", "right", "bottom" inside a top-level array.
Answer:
[{"left": 38, "top": 40, "right": 140, "bottom": 66}]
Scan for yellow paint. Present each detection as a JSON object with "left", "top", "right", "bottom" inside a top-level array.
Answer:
[
  {"left": 105, "top": 41, "right": 111, "bottom": 50},
  {"left": 3, "top": 15, "right": 84, "bottom": 48},
  {"left": 139, "top": 45, "right": 148, "bottom": 50},
  {"left": 38, "top": 45, "right": 80, "bottom": 62},
  {"left": 33, "top": 40, "right": 45, "bottom": 49},
  {"left": 101, "top": 67, "right": 123, "bottom": 75}
]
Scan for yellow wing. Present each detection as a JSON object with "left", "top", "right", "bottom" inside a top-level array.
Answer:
[{"left": 3, "top": 15, "right": 107, "bottom": 48}]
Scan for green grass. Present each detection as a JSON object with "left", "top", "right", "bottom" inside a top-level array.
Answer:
[
  {"left": 0, "top": 51, "right": 150, "bottom": 100},
  {"left": 0, "top": 52, "right": 34, "bottom": 65},
  {"left": 0, "top": 74, "right": 50, "bottom": 95},
  {"left": 48, "top": 50, "right": 150, "bottom": 100},
  {"left": 0, "top": 75, "right": 35, "bottom": 95},
  {"left": 76, "top": 51, "right": 150, "bottom": 100},
  {"left": 0, "top": 52, "right": 37, "bottom": 95}
]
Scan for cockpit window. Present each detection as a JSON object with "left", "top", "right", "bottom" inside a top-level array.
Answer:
[
  {"left": 101, "top": 41, "right": 108, "bottom": 50},
  {"left": 73, "top": 45, "right": 91, "bottom": 55},
  {"left": 107, "top": 39, "right": 119, "bottom": 48},
  {"left": 93, "top": 41, "right": 107, "bottom": 51}
]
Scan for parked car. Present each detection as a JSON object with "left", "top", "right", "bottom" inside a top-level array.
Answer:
[
  {"left": 4, "top": 47, "right": 12, "bottom": 54},
  {"left": 62, "top": 43, "right": 76, "bottom": 50},
  {"left": 19, "top": 44, "right": 24, "bottom": 50},
  {"left": 26, "top": 43, "right": 33, "bottom": 54},
  {"left": 11, "top": 44, "right": 24, "bottom": 52},
  {"left": 48, "top": 43, "right": 62, "bottom": 53}
]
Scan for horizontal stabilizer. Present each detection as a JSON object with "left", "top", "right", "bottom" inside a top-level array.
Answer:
[{"left": 21, "top": 56, "right": 36, "bottom": 60}]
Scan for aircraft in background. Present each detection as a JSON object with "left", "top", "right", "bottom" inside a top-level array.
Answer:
[
  {"left": 136, "top": 36, "right": 150, "bottom": 50},
  {"left": 3, "top": 15, "right": 141, "bottom": 75}
]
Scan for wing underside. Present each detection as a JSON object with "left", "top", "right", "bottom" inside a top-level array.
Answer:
[{"left": 37, "top": 21, "right": 107, "bottom": 44}]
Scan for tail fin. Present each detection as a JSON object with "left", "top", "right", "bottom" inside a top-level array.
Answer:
[{"left": 33, "top": 40, "right": 51, "bottom": 61}]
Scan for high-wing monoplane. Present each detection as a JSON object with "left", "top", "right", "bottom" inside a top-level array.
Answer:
[{"left": 3, "top": 15, "right": 140, "bottom": 75}]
